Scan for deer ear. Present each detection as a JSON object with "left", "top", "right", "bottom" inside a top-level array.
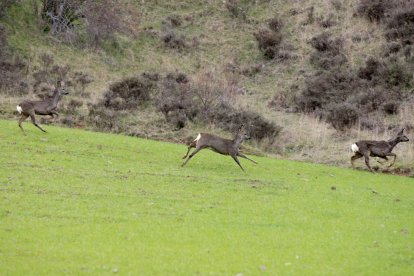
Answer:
[
  {"left": 398, "top": 128, "right": 405, "bottom": 135},
  {"left": 57, "top": 80, "right": 64, "bottom": 87}
]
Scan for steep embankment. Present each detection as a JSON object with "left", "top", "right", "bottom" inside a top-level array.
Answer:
[{"left": 1, "top": 119, "right": 413, "bottom": 274}]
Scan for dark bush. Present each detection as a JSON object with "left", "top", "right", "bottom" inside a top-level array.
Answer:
[
  {"left": 268, "top": 17, "right": 283, "bottom": 32},
  {"left": 385, "top": 7, "right": 414, "bottom": 44},
  {"left": 318, "top": 14, "right": 336, "bottom": 28},
  {"left": 102, "top": 76, "right": 155, "bottom": 110},
  {"left": 87, "top": 104, "right": 125, "bottom": 133},
  {"left": 208, "top": 103, "right": 282, "bottom": 141},
  {"left": 141, "top": 72, "right": 160, "bottom": 82},
  {"left": 295, "top": 70, "right": 358, "bottom": 112},
  {"left": 254, "top": 21, "right": 291, "bottom": 61},
  {"left": 164, "top": 14, "right": 182, "bottom": 28},
  {"left": 383, "top": 101, "right": 400, "bottom": 114},
  {"left": 309, "top": 33, "right": 346, "bottom": 69},
  {"left": 155, "top": 72, "right": 196, "bottom": 126},
  {"left": 162, "top": 31, "right": 188, "bottom": 50},
  {"left": 73, "top": 71, "right": 93, "bottom": 96},
  {"left": 379, "top": 58, "right": 412, "bottom": 87},
  {"left": 66, "top": 99, "right": 83, "bottom": 112},
  {"left": 254, "top": 27, "right": 282, "bottom": 51},
  {"left": 326, "top": 103, "right": 359, "bottom": 130},
  {"left": 351, "top": 88, "right": 387, "bottom": 112},
  {"left": 384, "top": 41, "right": 402, "bottom": 56},
  {"left": 310, "top": 32, "right": 342, "bottom": 53},
  {"left": 0, "top": 24, "right": 27, "bottom": 94},
  {"left": 357, "top": 57, "right": 380, "bottom": 80},
  {"left": 358, "top": 56, "right": 412, "bottom": 88},
  {"left": 225, "top": 0, "right": 250, "bottom": 21},
  {"left": 356, "top": 0, "right": 389, "bottom": 22}
]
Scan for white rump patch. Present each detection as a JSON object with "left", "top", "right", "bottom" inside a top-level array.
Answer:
[
  {"left": 351, "top": 143, "right": 359, "bottom": 153},
  {"left": 16, "top": 105, "right": 23, "bottom": 114},
  {"left": 194, "top": 133, "right": 201, "bottom": 143}
]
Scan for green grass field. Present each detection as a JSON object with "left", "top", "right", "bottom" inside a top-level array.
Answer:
[{"left": 0, "top": 119, "right": 413, "bottom": 275}]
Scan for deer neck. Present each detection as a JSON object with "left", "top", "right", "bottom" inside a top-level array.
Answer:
[
  {"left": 387, "top": 138, "right": 400, "bottom": 150},
  {"left": 233, "top": 136, "right": 244, "bottom": 149},
  {"left": 50, "top": 90, "right": 61, "bottom": 107}
]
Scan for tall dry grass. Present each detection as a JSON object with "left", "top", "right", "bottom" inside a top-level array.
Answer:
[{"left": 272, "top": 110, "right": 414, "bottom": 171}]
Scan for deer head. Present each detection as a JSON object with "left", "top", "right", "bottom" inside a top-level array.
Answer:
[
  {"left": 55, "top": 80, "right": 69, "bottom": 96},
  {"left": 396, "top": 128, "right": 409, "bottom": 142}
]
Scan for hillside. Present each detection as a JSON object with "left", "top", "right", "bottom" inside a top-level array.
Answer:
[
  {"left": 0, "top": 0, "right": 413, "bottom": 171},
  {"left": 1, "top": 119, "right": 414, "bottom": 274}
]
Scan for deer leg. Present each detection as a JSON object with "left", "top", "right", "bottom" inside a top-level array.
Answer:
[
  {"left": 30, "top": 114, "right": 47, "bottom": 133},
  {"left": 237, "top": 153, "right": 258, "bottom": 164},
  {"left": 363, "top": 153, "right": 374, "bottom": 172},
  {"left": 231, "top": 155, "right": 245, "bottom": 172},
  {"left": 18, "top": 113, "right": 29, "bottom": 133},
  {"left": 51, "top": 111, "right": 59, "bottom": 120},
  {"left": 181, "top": 147, "right": 202, "bottom": 167},
  {"left": 182, "top": 141, "right": 196, "bottom": 159},
  {"left": 377, "top": 156, "right": 388, "bottom": 164},
  {"left": 351, "top": 152, "right": 363, "bottom": 168},
  {"left": 386, "top": 153, "right": 397, "bottom": 167}
]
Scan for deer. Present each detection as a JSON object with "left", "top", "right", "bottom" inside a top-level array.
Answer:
[
  {"left": 16, "top": 80, "right": 68, "bottom": 133},
  {"left": 350, "top": 128, "right": 409, "bottom": 172},
  {"left": 181, "top": 125, "right": 258, "bottom": 172}
]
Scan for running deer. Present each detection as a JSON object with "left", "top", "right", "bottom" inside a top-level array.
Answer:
[
  {"left": 17, "top": 81, "right": 68, "bottom": 133},
  {"left": 350, "top": 128, "right": 409, "bottom": 172},
  {"left": 182, "top": 126, "right": 258, "bottom": 171}
]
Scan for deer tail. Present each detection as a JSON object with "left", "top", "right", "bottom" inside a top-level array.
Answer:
[
  {"left": 351, "top": 143, "right": 359, "bottom": 153},
  {"left": 194, "top": 133, "right": 201, "bottom": 142},
  {"left": 16, "top": 105, "right": 23, "bottom": 114}
]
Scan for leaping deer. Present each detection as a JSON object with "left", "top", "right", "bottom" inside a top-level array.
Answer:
[
  {"left": 351, "top": 128, "right": 409, "bottom": 172},
  {"left": 182, "top": 126, "right": 258, "bottom": 172},
  {"left": 17, "top": 80, "right": 68, "bottom": 133}
]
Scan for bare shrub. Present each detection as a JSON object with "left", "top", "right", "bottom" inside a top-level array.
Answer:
[
  {"left": 41, "top": 0, "right": 80, "bottom": 41},
  {"left": 42, "top": 0, "right": 137, "bottom": 46},
  {"left": 190, "top": 71, "right": 238, "bottom": 116},
  {"left": 102, "top": 76, "right": 155, "bottom": 110},
  {"left": 80, "top": 1, "right": 135, "bottom": 47},
  {"left": 318, "top": 14, "right": 336, "bottom": 28},
  {"left": 73, "top": 71, "right": 93, "bottom": 96},
  {"left": 32, "top": 54, "right": 72, "bottom": 94},
  {"left": 303, "top": 6, "right": 315, "bottom": 25}
]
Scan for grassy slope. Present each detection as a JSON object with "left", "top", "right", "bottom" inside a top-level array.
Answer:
[
  {"left": 2, "top": 1, "right": 413, "bottom": 169},
  {"left": 0, "top": 119, "right": 413, "bottom": 275}
]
